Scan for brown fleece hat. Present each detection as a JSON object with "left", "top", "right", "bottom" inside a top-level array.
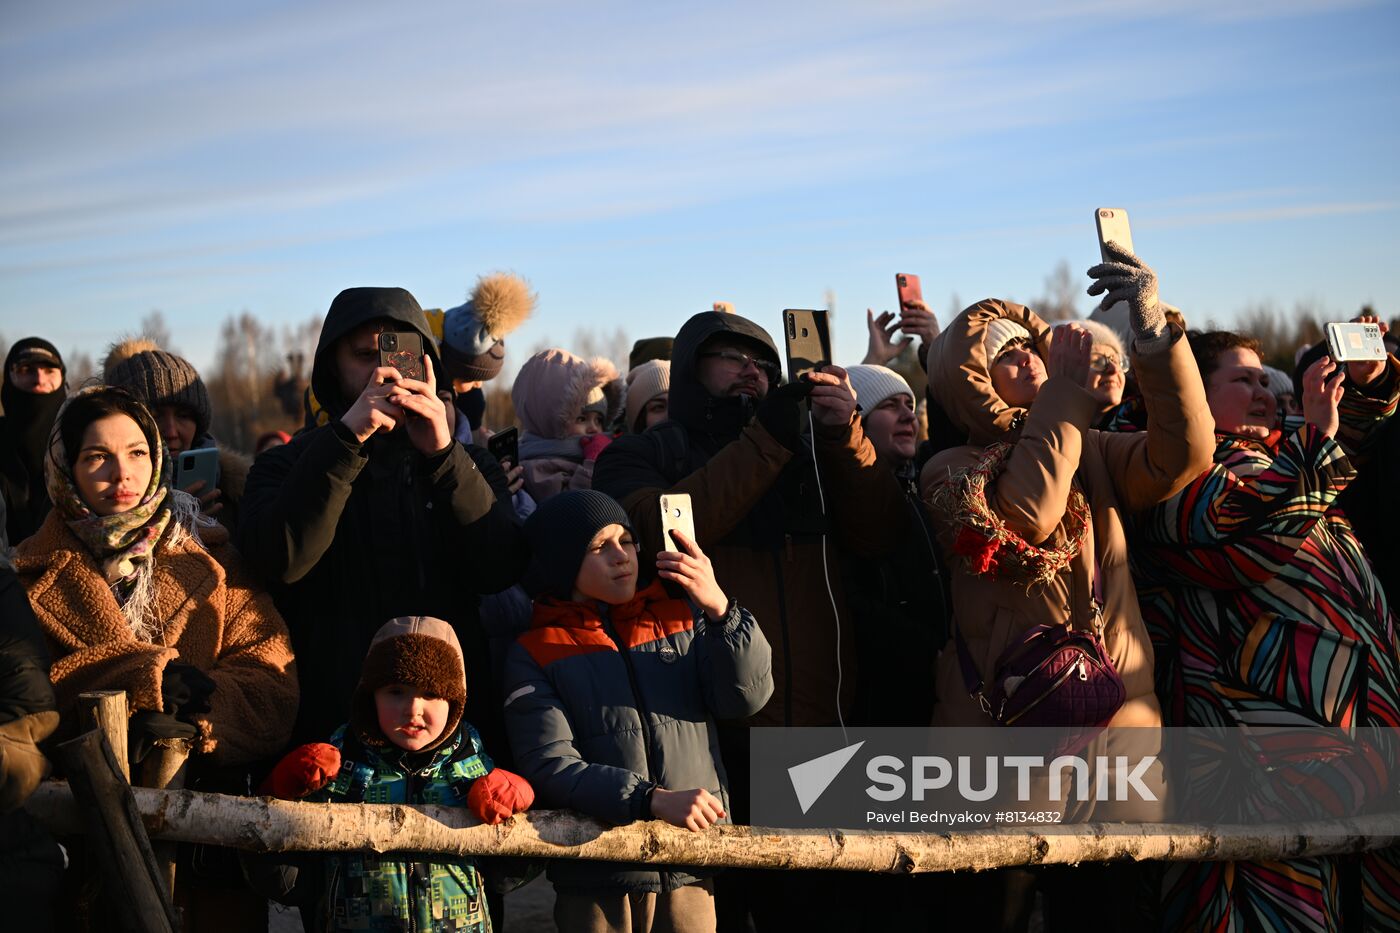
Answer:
[{"left": 350, "top": 616, "right": 467, "bottom": 752}]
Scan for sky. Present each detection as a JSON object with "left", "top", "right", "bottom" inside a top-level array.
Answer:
[{"left": 2, "top": 0, "right": 1397, "bottom": 377}]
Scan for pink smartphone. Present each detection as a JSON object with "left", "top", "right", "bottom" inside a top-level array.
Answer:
[{"left": 895, "top": 273, "right": 923, "bottom": 314}]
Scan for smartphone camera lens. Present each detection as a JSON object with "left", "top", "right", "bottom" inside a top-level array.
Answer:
[
  {"left": 1099, "top": 209, "right": 1113, "bottom": 219},
  {"left": 384, "top": 333, "right": 396, "bottom": 349},
  {"left": 183, "top": 456, "right": 194, "bottom": 469}
]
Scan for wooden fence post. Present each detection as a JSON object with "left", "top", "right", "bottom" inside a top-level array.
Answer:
[
  {"left": 57, "top": 729, "right": 178, "bottom": 933},
  {"left": 78, "top": 690, "right": 129, "bottom": 782},
  {"left": 138, "top": 739, "right": 192, "bottom": 897}
]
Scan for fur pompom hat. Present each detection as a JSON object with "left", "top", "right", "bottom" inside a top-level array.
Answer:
[
  {"left": 440, "top": 273, "right": 536, "bottom": 383},
  {"left": 103, "top": 338, "right": 212, "bottom": 440},
  {"left": 351, "top": 616, "right": 467, "bottom": 753},
  {"left": 511, "top": 349, "right": 624, "bottom": 440}
]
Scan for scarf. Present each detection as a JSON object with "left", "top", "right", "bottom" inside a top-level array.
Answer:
[{"left": 44, "top": 386, "right": 176, "bottom": 598}]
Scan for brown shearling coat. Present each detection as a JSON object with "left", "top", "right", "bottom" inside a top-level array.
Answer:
[
  {"left": 13, "top": 511, "right": 297, "bottom": 767},
  {"left": 919, "top": 300, "right": 1213, "bottom": 813}
]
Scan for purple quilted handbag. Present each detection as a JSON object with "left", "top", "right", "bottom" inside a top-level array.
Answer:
[{"left": 956, "top": 620, "right": 1125, "bottom": 729}]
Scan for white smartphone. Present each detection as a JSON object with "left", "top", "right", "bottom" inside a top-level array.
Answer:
[
  {"left": 1094, "top": 207, "right": 1134, "bottom": 260},
  {"left": 1325, "top": 321, "right": 1387, "bottom": 363},
  {"left": 659, "top": 493, "right": 697, "bottom": 551},
  {"left": 174, "top": 446, "right": 221, "bottom": 493}
]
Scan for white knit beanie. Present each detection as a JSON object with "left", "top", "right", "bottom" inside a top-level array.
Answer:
[
  {"left": 624, "top": 359, "right": 671, "bottom": 433},
  {"left": 983, "top": 318, "right": 1033, "bottom": 362},
  {"left": 847, "top": 364, "right": 914, "bottom": 418}
]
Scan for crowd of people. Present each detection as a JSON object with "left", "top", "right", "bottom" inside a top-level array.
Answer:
[{"left": 0, "top": 247, "right": 1397, "bottom": 933}]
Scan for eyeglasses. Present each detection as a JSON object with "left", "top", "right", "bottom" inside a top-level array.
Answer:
[
  {"left": 1088, "top": 352, "right": 1128, "bottom": 375},
  {"left": 699, "top": 349, "right": 780, "bottom": 380}
]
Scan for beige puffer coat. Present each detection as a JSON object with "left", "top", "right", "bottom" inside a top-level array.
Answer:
[{"left": 919, "top": 300, "right": 1213, "bottom": 816}]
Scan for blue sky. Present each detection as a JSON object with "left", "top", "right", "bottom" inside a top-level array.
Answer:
[{"left": 2, "top": 0, "right": 1397, "bottom": 376}]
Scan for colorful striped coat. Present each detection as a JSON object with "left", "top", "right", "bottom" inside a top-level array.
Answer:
[{"left": 1132, "top": 370, "right": 1400, "bottom": 932}]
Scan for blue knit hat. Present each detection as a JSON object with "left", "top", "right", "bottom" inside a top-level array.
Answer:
[{"left": 525, "top": 490, "right": 635, "bottom": 597}]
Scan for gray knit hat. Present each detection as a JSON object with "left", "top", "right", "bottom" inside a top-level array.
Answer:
[
  {"left": 102, "top": 338, "right": 212, "bottom": 439},
  {"left": 1077, "top": 319, "right": 1127, "bottom": 368},
  {"left": 525, "top": 490, "right": 635, "bottom": 598}
]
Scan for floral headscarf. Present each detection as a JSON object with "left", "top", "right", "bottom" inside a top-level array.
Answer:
[{"left": 44, "top": 385, "right": 174, "bottom": 589}]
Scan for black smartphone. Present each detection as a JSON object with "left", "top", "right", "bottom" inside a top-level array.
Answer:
[
  {"left": 378, "top": 331, "right": 426, "bottom": 382},
  {"left": 487, "top": 425, "right": 519, "bottom": 466},
  {"left": 783, "top": 309, "right": 832, "bottom": 382}
]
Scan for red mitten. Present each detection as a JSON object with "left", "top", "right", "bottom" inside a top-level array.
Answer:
[
  {"left": 258, "top": 743, "right": 341, "bottom": 799},
  {"left": 579, "top": 433, "right": 614, "bottom": 462},
  {"left": 467, "top": 768, "right": 535, "bottom": 824}
]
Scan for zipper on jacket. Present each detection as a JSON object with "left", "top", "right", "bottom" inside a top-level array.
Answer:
[
  {"left": 771, "top": 549, "right": 793, "bottom": 726},
  {"left": 599, "top": 613, "right": 660, "bottom": 785},
  {"left": 406, "top": 771, "right": 423, "bottom": 933}
]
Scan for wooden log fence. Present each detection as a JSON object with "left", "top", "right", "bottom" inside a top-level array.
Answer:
[{"left": 26, "top": 781, "right": 1400, "bottom": 875}]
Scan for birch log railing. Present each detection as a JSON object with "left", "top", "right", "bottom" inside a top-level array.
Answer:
[{"left": 25, "top": 781, "right": 1400, "bottom": 875}]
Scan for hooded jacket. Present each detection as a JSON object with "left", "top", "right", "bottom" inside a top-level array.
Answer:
[
  {"left": 14, "top": 514, "right": 296, "bottom": 767},
  {"left": 0, "top": 338, "right": 66, "bottom": 546},
  {"left": 511, "top": 349, "right": 624, "bottom": 502},
  {"left": 592, "top": 312, "right": 902, "bottom": 731},
  {"left": 236, "top": 287, "right": 528, "bottom": 749},
  {"left": 503, "top": 581, "right": 771, "bottom": 893},
  {"left": 919, "top": 300, "right": 1212, "bottom": 814}
]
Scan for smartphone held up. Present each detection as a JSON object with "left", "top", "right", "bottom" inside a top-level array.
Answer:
[
  {"left": 1095, "top": 207, "right": 1134, "bottom": 260},
  {"left": 783, "top": 309, "right": 832, "bottom": 383},
  {"left": 659, "top": 493, "right": 697, "bottom": 550},
  {"left": 378, "top": 331, "right": 426, "bottom": 382},
  {"left": 1325, "top": 321, "right": 1387, "bottom": 363}
]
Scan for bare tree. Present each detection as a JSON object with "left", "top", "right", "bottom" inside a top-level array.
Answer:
[
  {"left": 140, "top": 311, "right": 174, "bottom": 352},
  {"left": 1032, "top": 260, "right": 1080, "bottom": 321},
  {"left": 205, "top": 312, "right": 299, "bottom": 452},
  {"left": 66, "top": 350, "right": 97, "bottom": 387}
]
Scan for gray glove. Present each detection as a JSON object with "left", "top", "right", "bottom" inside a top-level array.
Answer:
[{"left": 1086, "top": 241, "right": 1164, "bottom": 339}]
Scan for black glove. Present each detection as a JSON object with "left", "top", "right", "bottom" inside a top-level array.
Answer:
[
  {"left": 129, "top": 710, "right": 199, "bottom": 763},
  {"left": 161, "top": 664, "right": 215, "bottom": 721},
  {"left": 755, "top": 380, "right": 813, "bottom": 452}
]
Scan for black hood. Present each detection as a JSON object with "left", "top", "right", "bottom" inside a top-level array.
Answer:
[
  {"left": 311, "top": 287, "right": 441, "bottom": 419},
  {"left": 1, "top": 337, "right": 68, "bottom": 477},
  {"left": 668, "top": 311, "right": 781, "bottom": 443}
]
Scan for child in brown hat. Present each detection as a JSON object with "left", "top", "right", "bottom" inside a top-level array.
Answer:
[{"left": 260, "top": 616, "right": 533, "bottom": 932}]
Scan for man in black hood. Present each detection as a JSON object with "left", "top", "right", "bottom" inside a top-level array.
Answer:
[
  {"left": 593, "top": 310, "right": 902, "bottom": 930},
  {"left": 0, "top": 338, "right": 66, "bottom": 546},
  {"left": 237, "top": 287, "right": 528, "bottom": 752}
]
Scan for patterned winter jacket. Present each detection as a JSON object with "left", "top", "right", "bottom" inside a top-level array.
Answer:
[
  {"left": 310, "top": 722, "right": 494, "bottom": 933},
  {"left": 1132, "top": 363, "right": 1400, "bottom": 932},
  {"left": 502, "top": 581, "right": 772, "bottom": 894}
]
